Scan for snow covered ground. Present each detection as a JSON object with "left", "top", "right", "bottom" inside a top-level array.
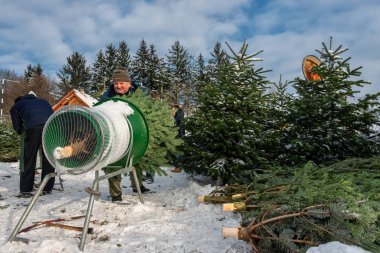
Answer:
[
  {"left": 0, "top": 162, "right": 249, "bottom": 253},
  {"left": 0, "top": 162, "right": 372, "bottom": 253}
]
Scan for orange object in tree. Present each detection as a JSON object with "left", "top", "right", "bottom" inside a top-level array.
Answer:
[{"left": 302, "top": 55, "right": 322, "bottom": 81}]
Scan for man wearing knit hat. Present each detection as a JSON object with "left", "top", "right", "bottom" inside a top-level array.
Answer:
[
  {"left": 101, "top": 67, "right": 150, "bottom": 202},
  {"left": 101, "top": 67, "right": 135, "bottom": 98}
]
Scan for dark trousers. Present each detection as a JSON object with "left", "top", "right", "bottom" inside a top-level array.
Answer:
[{"left": 20, "top": 125, "right": 55, "bottom": 192}]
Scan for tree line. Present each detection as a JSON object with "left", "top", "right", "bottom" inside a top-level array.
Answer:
[{"left": 1, "top": 38, "right": 379, "bottom": 179}]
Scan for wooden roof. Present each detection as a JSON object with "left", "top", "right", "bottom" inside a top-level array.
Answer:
[{"left": 53, "top": 89, "right": 98, "bottom": 111}]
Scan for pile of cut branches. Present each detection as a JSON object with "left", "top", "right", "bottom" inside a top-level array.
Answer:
[{"left": 199, "top": 158, "right": 380, "bottom": 253}]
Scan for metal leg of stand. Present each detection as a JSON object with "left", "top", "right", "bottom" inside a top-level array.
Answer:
[
  {"left": 79, "top": 175, "right": 98, "bottom": 251},
  {"left": 94, "top": 170, "right": 99, "bottom": 201},
  {"left": 58, "top": 175, "right": 64, "bottom": 191},
  {"left": 8, "top": 172, "right": 57, "bottom": 242},
  {"left": 131, "top": 168, "right": 144, "bottom": 204},
  {"left": 79, "top": 160, "right": 143, "bottom": 250}
]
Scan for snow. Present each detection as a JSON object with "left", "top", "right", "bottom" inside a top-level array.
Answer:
[
  {"left": 307, "top": 241, "right": 371, "bottom": 253},
  {"left": 0, "top": 162, "right": 371, "bottom": 253},
  {"left": 73, "top": 89, "right": 98, "bottom": 107},
  {"left": 0, "top": 162, "right": 248, "bottom": 253}
]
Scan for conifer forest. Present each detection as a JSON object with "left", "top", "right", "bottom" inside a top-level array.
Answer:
[{"left": 1, "top": 37, "right": 379, "bottom": 252}]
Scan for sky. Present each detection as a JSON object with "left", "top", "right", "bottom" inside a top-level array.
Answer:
[{"left": 0, "top": 0, "right": 379, "bottom": 95}]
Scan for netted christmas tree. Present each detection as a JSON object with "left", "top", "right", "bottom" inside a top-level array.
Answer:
[
  {"left": 282, "top": 37, "right": 380, "bottom": 165},
  {"left": 181, "top": 41, "right": 274, "bottom": 182}
]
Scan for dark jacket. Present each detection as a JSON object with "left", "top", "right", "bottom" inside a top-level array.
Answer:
[
  {"left": 10, "top": 94, "right": 53, "bottom": 134},
  {"left": 174, "top": 108, "right": 185, "bottom": 137},
  {"left": 100, "top": 83, "right": 137, "bottom": 100}
]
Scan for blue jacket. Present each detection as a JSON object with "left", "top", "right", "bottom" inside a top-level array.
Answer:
[{"left": 10, "top": 94, "right": 53, "bottom": 134}]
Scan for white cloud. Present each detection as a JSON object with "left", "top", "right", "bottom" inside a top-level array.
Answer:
[{"left": 0, "top": 0, "right": 379, "bottom": 96}]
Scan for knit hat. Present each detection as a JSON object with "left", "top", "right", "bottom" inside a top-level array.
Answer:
[{"left": 113, "top": 67, "right": 131, "bottom": 83}]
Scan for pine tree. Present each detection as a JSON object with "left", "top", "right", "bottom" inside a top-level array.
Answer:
[
  {"left": 266, "top": 76, "right": 293, "bottom": 161},
  {"left": 192, "top": 53, "right": 208, "bottom": 107},
  {"left": 57, "top": 52, "right": 90, "bottom": 95},
  {"left": 207, "top": 41, "right": 227, "bottom": 80},
  {"left": 131, "top": 39, "right": 150, "bottom": 90},
  {"left": 24, "top": 63, "right": 44, "bottom": 81},
  {"left": 165, "top": 40, "right": 192, "bottom": 110},
  {"left": 90, "top": 42, "right": 129, "bottom": 97},
  {"left": 182, "top": 41, "right": 272, "bottom": 182},
  {"left": 90, "top": 49, "right": 108, "bottom": 97},
  {"left": 104, "top": 43, "right": 118, "bottom": 80},
  {"left": 147, "top": 44, "right": 164, "bottom": 92},
  {"left": 282, "top": 38, "right": 380, "bottom": 165},
  {"left": 116, "top": 40, "right": 131, "bottom": 69}
]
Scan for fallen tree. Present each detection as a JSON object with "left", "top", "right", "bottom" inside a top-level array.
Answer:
[{"left": 199, "top": 157, "right": 380, "bottom": 253}]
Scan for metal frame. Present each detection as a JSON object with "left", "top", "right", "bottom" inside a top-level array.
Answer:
[
  {"left": 8, "top": 118, "right": 144, "bottom": 251},
  {"left": 8, "top": 160, "right": 143, "bottom": 250},
  {"left": 8, "top": 172, "right": 58, "bottom": 242},
  {"left": 79, "top": 157, "right": 143, "bottom": 250}
]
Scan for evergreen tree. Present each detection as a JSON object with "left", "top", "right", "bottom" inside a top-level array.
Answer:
[
  {"left": 282, "top": 38, "right": 380, "bottom": 165},
  {"left": 153, "top": 57, "right": 171, "bottom": 99},
  {"left": 181, "top": 41, "right": 272, "bottom": 182},
  {"left": 147, "top": 44, "right": 164, "bottom": 92},
  {"left": 90, "top": 42, "right": 127, "bottom": 97},
  {"left": 131, "top": 39, "right": 150, "bottom": 89},
  {"left": 194, "top": 53, "right": 207, "bottom": 85},
  {"left": 192, "top": 53, "right": 207, "bottom": 107},
  {"left": 116, "top": 40, "right": 131, "bottom": 68},
  {"left": 90, "top": 49, "right": 108, "bottom": 96},
  {"left": 57, "top": 51, "right": 90, "bottom": 95},
  {"left": 207, "top": 41, "right": 227, "bottom": 80},
  {"left": 104, "top": 43, "right": 118, "bottom": 80},
  {"left": 266, "top": 76, "right": 293, "bottom": 161},
  {"left": 165, "top": 40, "right": 192, "bottom": 109},
  {"left": 24, "top": 63, "right": 44, "bottom": 81}
]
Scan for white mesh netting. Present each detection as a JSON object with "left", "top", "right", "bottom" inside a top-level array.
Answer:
[{"left": 43, "top": 100, "right": 134, "bottom": 175}]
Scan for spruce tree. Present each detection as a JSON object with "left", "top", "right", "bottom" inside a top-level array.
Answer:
[
  {"left": 57, "top": 52, "right": 90, "bottom": 95},
  {"left": 147, "top": 44, "right": 164, "bottom": 92},
  {"left": 182, "top": 41, "right": 271, "bottom": 182},
  {"left": 104, "top": 43, "right": 118, "bottom": 80},
  {"left": 266, "top": 76, "right": 293, "bottom": 161},
  {"left": 90, "top": 49, "right": 108, "bottom": 97},
  {"left": 165, "top": 40, "right": 192, "bottom": 105},
  {"left": 90, "top": 42, "right": 129, "bottom": 97},
  {"left": 282, "top": 38, "right": 380, "bottom": 165},
  {"left": 116, "top": 40, "right": 131, "bottom": 69},
  {"left": 192, "top": 53, "right": 208, "bottom": 107},
  {"left": 131, "top": 39, "right": 150, "bottom": 90},
  {"left": 24, "top": 63, "right": 44, "bottom": 81},
  {"left": 207, "top": 41, "right": 227, "bottom": 80}
]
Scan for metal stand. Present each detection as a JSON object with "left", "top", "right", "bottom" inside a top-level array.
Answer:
[
  {"left": 8, "top": 159, "right": 143, "bottom": 251},
  {"left": 78, "top": 157, "right": 143, "bottom": 251},
  {"left": 8, "top": 172, "right": 58, "bottom": 242}
]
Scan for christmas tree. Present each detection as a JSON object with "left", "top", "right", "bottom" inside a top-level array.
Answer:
[
  {"left": 282, "top": 37, "right": 380, "bottom": 165},
  {"left": 182, "top": 41, "right": 272, "bottom": 182}
]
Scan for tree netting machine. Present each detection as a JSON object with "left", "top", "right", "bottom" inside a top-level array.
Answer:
[{"left": 8, "top": 97, "right": 149, "bottom": 251}]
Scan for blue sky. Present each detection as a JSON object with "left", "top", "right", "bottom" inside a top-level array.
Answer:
[{"left": 1, "top": 0, "right": 379, "bottom": 95}]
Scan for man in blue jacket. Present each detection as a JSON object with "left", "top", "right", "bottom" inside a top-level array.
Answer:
[
  {"left": 101, "top": 67, "right": 150, "bottom": 202},
  {"left": 10, "top": 92, "right": 55, "bottom": 198}
]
